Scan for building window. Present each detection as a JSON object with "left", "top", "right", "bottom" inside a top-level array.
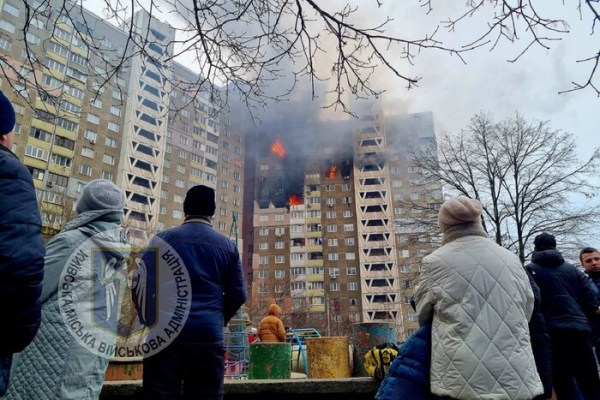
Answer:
[
  {"left": 330, "top": 282, "right": 340, "bottom": 291},
  {"left": 328, "top": 253, "right": 339, "bottom": 261},
  {"left": 76, "top": 147, "right": 93, "bottom": 160},
  {"left": 327, "top": 225, "right": 337, "bottom": 233},
  {"left": 258, "top": 242, "right": 268, "bottom": 250},
  {"left": 79, "top": 165, "right": 92, "bottom": 176},
  {"left": 343, "top": 210, "right": 353, "bottom": 218},
  {"left": 275, "top": 255, "right": 285, "bottom": 264},
  {"left": 346, "top": 267, "right": 357, "bottom": 275},
  {"left": 112, "top": 90, "right": 122, "bottom": 100},
  {"left": 173, "top": 209, "right": 183, "bottom": 219},
  {"left": 177, "top": 164, "right": 186, "bottom": 173},
  {"left": 105, "top": 137, "right": 117, "bottom": 148},
  {"left": 2, "top": 3, "right": 19, "bottom": 17},
  {"left": 348, "top": 282, "right": 358, "bottom": 291},
  {"left": 400, "top": 250, "right": 410, "bottom": 258},
  {"left": 108, "top": 122, "right": 120, "bottom": 132},
  {"left": 346, "top": 253, "right": 356, "bottom": 260},
  {"left": 160, "top": 206, "right": 167, "bottom": 215},
  {"left": 179, "top": 149, "right": 187, "bottom": 159},
  {"left": 274, "top": 285, "right": 284, "bottom": 293},
  {"left": 259, "top": 256, "right": 269, "bottom": 265},
  {"left": 343, "top": 224, "right": 354, "bottom": 231},
  {"left": 275, "top": 270, "right": 285, "bottom": 278},
  {"left": 84, "top": 130, "right": 97, "bottom": 141},
  {"left": 110, "top": 106, "right": 121, "bottom": 116},
  {"left": 180, "top": 135, "right": 189, "bottom": 146},
  {"left": 0, "top": 20, "right": 16, "bottom": 33},
  {"left": 101, "top": 171, "right": 113, "bottom": 181},
  {"left": 328, "top": 238, "right": 338, "bottom": 246},
  {"left": 174, "top": 194, "right": 183, "bottom": 203},
  {"left": 401, "top": 264, "right": 411, "bottom": 273},
  {"left": 103, "top": 154, "right": 115, "bottom": 165},
  {"left": 275, "top": 241, "right": 285, "bottom": 249},
  {"left": 259, "top": 228, "right": 269, "bottom": 236},
  {"left": 175, "top": 179, "right": 184, "bottom": 188},
  {"left": 87, "top": 114, "right": 100, "bottom": 124},
  {"left": 326, "top": 211, "right": 336, "bottom": 218}
]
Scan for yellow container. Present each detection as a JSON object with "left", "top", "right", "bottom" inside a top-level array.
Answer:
[{"left": 306, "top": 337, "right": 351, "bottom": 379}]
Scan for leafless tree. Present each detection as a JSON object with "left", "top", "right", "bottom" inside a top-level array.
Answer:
[
  {"left": 424, "top": 0, "right": 600, "bottom": 96},
  {"left": 6, "top": 0, "right": 598, "bottom": 123},
  {"left": 38, "top": 186, "right": 79, "bottom": 240},
  {"left": 414, "top": 111, "right": 600, "bottom": 264}
]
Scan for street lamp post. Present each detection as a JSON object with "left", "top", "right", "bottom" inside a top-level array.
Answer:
[{"left": 321, "top": 289, "right": 331, "bottom": 336}]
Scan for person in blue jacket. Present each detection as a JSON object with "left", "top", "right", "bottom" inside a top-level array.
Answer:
[
  {"left": 139, "top": 185, "right": 247, "bottom": 400},
  {"left": 0, "top": 90, "right": 45, "bottom": 395}
]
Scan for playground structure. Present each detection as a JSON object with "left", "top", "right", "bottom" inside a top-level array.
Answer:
[
  {"left": 224, "top": 307, "right": 252, "bottom": 379},
  {"left": 287, "top": 328, "right": 322, "bottom": 375}
]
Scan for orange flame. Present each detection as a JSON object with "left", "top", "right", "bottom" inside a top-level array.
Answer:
[
  {"left": 271, "top": 139, "right": 285, "bottom": 158},
  {"left": 326, "top": 165, "right": 338, "bottom": 178},
  {"left": 289, "top": 194, "right": 302, "bottom": 206}
]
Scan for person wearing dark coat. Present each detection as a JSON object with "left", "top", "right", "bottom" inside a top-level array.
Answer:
[
  {"left": 138, "top": 185, "right": 247, "bottom": 400},
  {"left": 375, "top": 320, "right": 433, "bottom": 400},
  {"left": 580, "top": 247, "right": 600, "bottom": 364},
  {"left": 526, "top": 233, "right": 600, "bottom": 400},
  {"left": 527, "top": 271, "right": 553, "bottom": 400},
  {"left": 0, "top": 90, "right": 45, "bottom": 395}
]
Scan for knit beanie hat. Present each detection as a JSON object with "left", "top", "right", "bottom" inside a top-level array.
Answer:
[
  {"left": 533, "top": 232, "right": 556, "bottom": 251},
  {"left": 76, "top": 179, "right": 126, "bottom": 214},
  {"left": 0, "top": 90, "right": 16, "bottom": 136},
  {"left": 184, "top": 185, "right": 216, "bottom": 216},
  {"left": 438, "top": 197, "right": 483, "bottom": 233}
]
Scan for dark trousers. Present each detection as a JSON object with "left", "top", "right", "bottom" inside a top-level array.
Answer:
[
  {"left": 551, "top": 330, "right": 600, "bottom": 400},
  {"left": 143, "top": 343, "right": 225, "bottom": 400}
]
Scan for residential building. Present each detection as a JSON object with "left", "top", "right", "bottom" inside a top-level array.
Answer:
[
  {"left": 0, "top": 0, "right": 245, "bottom": 244},
  {"left": 246, "top": 102, "right": 440, "bottom": 340}
]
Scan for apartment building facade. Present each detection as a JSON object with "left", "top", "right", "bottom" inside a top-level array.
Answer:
[
  {"left": 0, "top": 0, "right": 244, "bottom": 243},
  {"left": 247, "top": 105, "right": 439, "bottom": 341}
]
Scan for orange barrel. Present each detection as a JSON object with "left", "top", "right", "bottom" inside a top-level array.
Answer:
[{"left": 306, "top": 337, "right": 351, "bottom": 379}]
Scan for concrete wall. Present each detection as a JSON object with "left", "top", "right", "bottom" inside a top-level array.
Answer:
[{"left": 101, "top": 378, "right": 380, "bottom": 400}]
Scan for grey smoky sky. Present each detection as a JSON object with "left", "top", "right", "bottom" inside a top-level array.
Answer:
[{"left": 86, "top": 1, "right": 599, "bottom": 170}]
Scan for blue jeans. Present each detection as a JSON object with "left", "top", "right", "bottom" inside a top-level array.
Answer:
[
  {"left": 0, "top": 356, "right": 12, "bottom": 396},
  {"left": 143, "top": 343, "right": 225, "bottom": 400}
]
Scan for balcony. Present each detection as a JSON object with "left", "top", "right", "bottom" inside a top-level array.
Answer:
[
  {"left": 307, "top": 259, "right": 323, "bottom": 267},
  {"left": 306, "top": 245, "right": 323, "bottom": 253},
  {"left": 306, "top": 231, "right": 322, "bottom": 239},
  {"left": 290, "top": 259, "right": 306, "bottom": 268},
  {"left": 307, "top": 274, "right": 324, "bottom": 282}
]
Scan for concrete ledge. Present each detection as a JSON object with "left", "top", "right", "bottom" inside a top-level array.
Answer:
[{"left": 101, "top": 378, "right": 380, "bottom": 400}]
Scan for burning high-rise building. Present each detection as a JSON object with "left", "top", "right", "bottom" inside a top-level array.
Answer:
[{"left": 243, "top": 101, "right": 441, "bottom": 341}]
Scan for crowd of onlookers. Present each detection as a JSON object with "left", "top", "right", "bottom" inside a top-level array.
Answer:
[
  {"left": 379, "top": 197, "right": 600, "bottom": 400},
  {"left": 3, "top": 85, "right": 600, "bottom": 400}
]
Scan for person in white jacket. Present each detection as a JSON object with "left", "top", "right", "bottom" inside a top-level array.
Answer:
[{"left": 414, "top": 197, "right": 544, "bottom": 400}]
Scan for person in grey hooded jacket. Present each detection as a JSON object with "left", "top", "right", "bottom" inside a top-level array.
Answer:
[{"left": 5, "top": 179, "right": 128, "bottom": 400}]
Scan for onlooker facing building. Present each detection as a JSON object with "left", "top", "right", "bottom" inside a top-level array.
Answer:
[
  {"left": 580, "top": 247, "right": 600, "bottom": 364},
  {"left": 139, "top": 185, "right": 247, "bottom": 400},
  {"left": 414, "top": 196, "right": 543, "bottom": 400},
  {"left": 5, "top": 179, "right": 128, "bottom": 400},
  {"left": 0, "top": 90, "right": 45, "bottom": 395},
  {"left": 526, "top": 234, "right": 600, "bottom": 400},
  {"left": 257, "top": 304, "right": 286, "bottom": 343}
]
